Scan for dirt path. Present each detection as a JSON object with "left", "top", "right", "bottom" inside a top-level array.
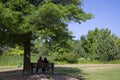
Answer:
[{"left": 55, "top": 64, "right": 120, "bottom": 67}]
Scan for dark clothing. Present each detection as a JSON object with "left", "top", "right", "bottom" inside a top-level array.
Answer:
[
  {"left": 36, "top": 57, "right": 45, "bottom": 73},
  {"left": 36, "top": 57, "right": 49, "bottom": 73},
  {"left": 43, "top": 58, "right": 49, "bottom": 72},
  {"left": 43, "top": 60, "right": 49, "bottom": 63}
]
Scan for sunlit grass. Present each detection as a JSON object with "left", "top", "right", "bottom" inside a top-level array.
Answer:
[
  {"left": 0, "top": 66, "right": 17, "bottom": 70},
  {"left": 79, "top": 66, "right": 120, "bottom": 80},
  {"left": 0, "top": 55, "right": 23, "bottom": 66},
  {"left": 0, "top": 55, "right": 120, "bottom": 80},
  {"left": 0, "top": 64, "right": 120, "bottom": 80},
  {"left": 55, "top": 65, "right": 120, "bottom": 80},
  {"left": 86, "top": 69, "right": 120, "bottom": 80}
]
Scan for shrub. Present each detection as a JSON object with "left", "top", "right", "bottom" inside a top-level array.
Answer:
[
  {"left": 55, "top": 52, "right": 78, "bottom": 63},
  {"left": 4, "top": 46, "right": 23, "bottom": 56},
  {"left": 0, "top": 54, "right": 23, "bottom": 66}
]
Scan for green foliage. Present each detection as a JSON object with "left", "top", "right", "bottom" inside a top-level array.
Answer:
[
  {"left": 0, "top": 0, "right": 92, "bottom": 54},
  {"left": 115, "top": 38, "right": 120, "bottom": 59},
  {"left": 0, "top": 54, "right": 23, "bottom": 66},
  {"left": 0, "top": 0, "right": 34, "bottom": 45},
  {"left": 31, "top": 28, "right": 120, "bottom": 63},
  {"left": 106, "top": 60, "right": 120, "bottom": 64},
  {"left": 78, "top": 28, "right": 119, "bottom": 61},
  {"left": 0, "top": 0, "right": 92, "bottom": 73},
  {"left": 72, "top": 40, "right": 87, "bottom": 58},
  {"left": 4, "top": 46, "right": 23, "bottom": 56},
  {"left": 55, "top": 52, "right": 78, "bottom": 63},
  {"left": 77, "top": 58, "right": 102, "bottom": 64},
  {"left": 95, "top": 29, "right": 117, "bottom": 61}
]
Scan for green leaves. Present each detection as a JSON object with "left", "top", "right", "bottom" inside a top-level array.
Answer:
[
  {"left": 78, "top": 28, "right": 119, "bottom": 61},
  {"left": 95, "top": 29, "right": 117, "bottom": 61},
  {"left": 65, "top": 4, "right": 92, "bottom": 23},
  {"left": 0, "top": 0, "right": 92, "bottom": 56}
]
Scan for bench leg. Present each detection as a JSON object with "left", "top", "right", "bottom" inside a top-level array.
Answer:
[
  {"left": 51, "top": 67, "right": 54, "bottom": 73},
  {"left": 31, "top": 64, "right": 33, "bottom": 74},
  {"left": 31, "top": 68, "right": 33, "bottom": 73},
  {"left": 36, "top": 67, "right": 39, "bottom": 73}
]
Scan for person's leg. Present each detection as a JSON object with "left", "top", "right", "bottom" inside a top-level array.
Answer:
[
  {"left": 42, "top": 68, "right": 45, "bottom": 73},
  {"left": 36, "top": 63, "right": 39, "bottom": 73},
  {"left": 47, "top": 67, "right": 49, "bottom": 71},
  {"left": 36, "top": 67, "right": 39, "bottom": 73}
]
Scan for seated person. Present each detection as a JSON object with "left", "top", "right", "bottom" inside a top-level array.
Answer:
[
  {"left": 43, "top": 57, "right": 49, "bottom": 72},
  {"left": 36, "top": 56, "right": 45, "bottom": 73}
]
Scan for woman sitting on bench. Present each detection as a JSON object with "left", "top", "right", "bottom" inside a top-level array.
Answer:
[{"left": 36, "top": 56, "right": 45, "bottom": 73}]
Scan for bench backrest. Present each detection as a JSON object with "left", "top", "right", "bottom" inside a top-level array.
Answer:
[
  {"left": 31, "top": 62, "right": 54, "bottom": 73},
  {"left": 31, "top": 63, "right": 54, "bottom": 68}
]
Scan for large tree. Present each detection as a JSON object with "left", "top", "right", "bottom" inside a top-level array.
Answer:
[{"left": 0, "top": 0, "right": 92, "bottom": 74}]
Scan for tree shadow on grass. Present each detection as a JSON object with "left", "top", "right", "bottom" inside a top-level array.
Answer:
[
  {"left": 54, "top": 67, "right": 87, "bottom": 80},
  {"left": 0, "top": 67, "right": 88, "bottom": 80},
  {"left": 0, "top": 69, "right": 23, "bottom": 80}
]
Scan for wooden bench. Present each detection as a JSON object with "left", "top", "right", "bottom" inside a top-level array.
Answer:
[{"left": 31, "top": 62, "right": 54, "bottom": 73}]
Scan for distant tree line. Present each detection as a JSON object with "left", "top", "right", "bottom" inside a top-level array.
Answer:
[
  {"left": 29, "top": 27, "right": 120, "bottom": 62},
  {"left": 72, "top": 28, "right": 120, "bottom": 61},
  {"left": 1, "top": 28, "right": 120, "bottom": 63}
]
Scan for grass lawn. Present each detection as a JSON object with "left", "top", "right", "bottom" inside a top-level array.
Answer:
[
  {"left": 86, "top": 67, "right": 120, "bottom": 80},
  {"left": 0, "top": 64, "right": 120, "bottom": 80},
  {"left": 79, "top": 65, "right": 120, "bottom": 80},
  {"left": 85, "top": 68, "right": 120, "bottom": 80},
  {"left": 55, "top": 64, "right": 120, "bottom": 80},
  {"left": 0, "top": 66, "right": 18, "bottom": 70}
]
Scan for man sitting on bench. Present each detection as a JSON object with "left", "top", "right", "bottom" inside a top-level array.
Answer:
[{"left": 43, "top": 57, "right": 49, "bottom": 72}]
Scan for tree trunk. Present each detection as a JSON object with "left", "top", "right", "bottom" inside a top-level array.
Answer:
[{"left": 23, "top": 39, "right": 31, "bottom": 74}]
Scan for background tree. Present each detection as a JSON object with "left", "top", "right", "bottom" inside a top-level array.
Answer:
[
  {"left": 72, "top": 40, "right": 86, "bottom": 58},
  {"left": 115, "top": 38, "right": 120, "bottom": 59},
  {"left": 78, "top": 28, "right": 118, "bottom": 61},
  {"left": 95, "top": 29, "right": 117, "bottom": 61}
]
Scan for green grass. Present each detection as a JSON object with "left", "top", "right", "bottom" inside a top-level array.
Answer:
[
  {"left": 0, "top": 66, "right": 17, "bottom": 70},
  {"left": 84, "top": 67, "right": 120, "bottom": 80},
  {"left": 0, "top": 55, "right": 23, "bottom": 66},
  {"left": 81, "top": 66, "right": 120, "bottom": 80},
  {"left": 54, "top": 65, "right": 120, "bottom": 80},
  {"left": 54, "top": 67, "right": 85, "bottom": 80},
  {"left": 0, "top": 55, "right": 120, "bottom": 80},
  {"left": 0, "top": 64, "right": 120, "bottom": 80}
]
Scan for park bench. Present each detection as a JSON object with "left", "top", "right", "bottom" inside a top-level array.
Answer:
[{"left": 31, "top": 62, "right": 54, "bottom": 73}]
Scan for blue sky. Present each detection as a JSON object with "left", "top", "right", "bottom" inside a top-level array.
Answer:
[{"left": 68, "top": 0, "right": 120, "bottom": 40}]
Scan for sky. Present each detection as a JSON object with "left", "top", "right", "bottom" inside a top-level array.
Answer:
[{"left": 68, "top": 0, "right": 120, "bottom": 40}]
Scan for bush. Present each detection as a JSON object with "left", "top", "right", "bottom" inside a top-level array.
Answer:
[
  {"left": 0, "top": 54, "right": 23, "bottom": 66},
  {"left": 78, "top": 58, "right": 102, "bottom": 64},
  {"left": 4, "top": 46, "right": 23, "bottom": 56},
  {"left": 55, "top": 52, "right": 78, "bottom": 63}
]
